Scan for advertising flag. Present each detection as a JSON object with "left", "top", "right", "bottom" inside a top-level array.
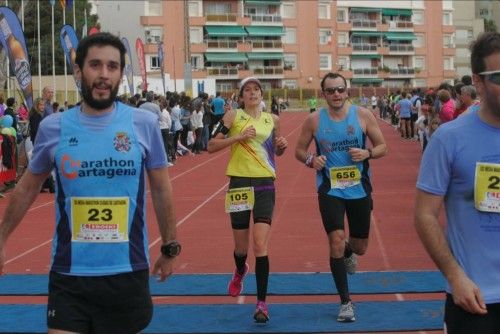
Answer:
[
  {"left": 135, "top": 38, "right": 147, "bottom": 92},
  {"left": 158, "top": 42, "right": 166, "bottom": 94},
  {"left": 59, "top": 25, "right": 79, "bottom": 88},
  {"left": 122, "top": 37, "right": 135, "bottom": 96},
  {"left": 0, "top": 6, "right": 33, "bottom": 109}
]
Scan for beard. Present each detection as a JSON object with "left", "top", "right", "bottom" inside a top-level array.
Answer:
[{"left": 80, "top": 77, "right": 119, "bottom": 110}]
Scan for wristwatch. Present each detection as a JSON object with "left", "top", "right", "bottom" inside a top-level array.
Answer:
[{"left": 161, "top": 240, "right": 182, "bottom": 258}]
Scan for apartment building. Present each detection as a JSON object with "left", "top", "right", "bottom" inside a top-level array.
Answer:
[{"left": 97, "top": 0, "right": 463, "bottom": 93}]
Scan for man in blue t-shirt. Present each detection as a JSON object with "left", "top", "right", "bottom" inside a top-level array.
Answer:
[
  {"left": 211, "top": 91, "right": 226, "bottom": 126},
  {"left": 415, "top": 32, "right": 500, "bottom": 334},
  {"left": 0, "top": 32, "right": 180, "bottom": 333}
]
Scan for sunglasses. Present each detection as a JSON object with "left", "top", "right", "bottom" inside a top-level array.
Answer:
[
  {"left": 323, "top": 86, "right": 346, "bottom": 95},
  {"left": 479, "top": 70, "right": 500, "bottom": 85}
]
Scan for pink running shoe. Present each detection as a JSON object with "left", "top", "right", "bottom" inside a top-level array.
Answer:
[
  {"left": 228, "top": 263, "right": 249, "bottom": 297},
  {"left": 253, "top": 301, "right": 270, "bottom": 323}
]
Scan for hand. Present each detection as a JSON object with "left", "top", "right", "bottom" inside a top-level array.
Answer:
[
  {"left": 348, "top": 148, "right": 369, "bottom": 162},
  {"left": 449, "top": 273, "right": 488, "bottom": 315},
  {"left": 239, "top": 125, "right": 256, "bottom": 141},
  {"left": 312, "top": 155, "right": 327, "bottom": 171},
  {"left": 151, "top": 255, "right": 175, "bottom": 282},
  {"left": 275, "top": 136, "right": 288, "bottom": 151}
]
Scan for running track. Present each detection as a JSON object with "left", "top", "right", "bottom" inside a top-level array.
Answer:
[{"left": 0, "top": 111, "right": 442, "bottom": 334}]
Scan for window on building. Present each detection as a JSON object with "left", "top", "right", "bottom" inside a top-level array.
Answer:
[
  {"left": 216, "top": 83, "right": 233, "bottom": 92},
  {"left": 443, "top": 57, "right": 454, "bottom": 70},
  {"left": 456, "top": 48, "right": 470, "bottom": 59},
  {"left": 283, "top": 54, "right": 297, "bottom": 70},
  {"left": 319, "top": 29, "right": 332, "bottom": 45},
  {"left": 337, "top": 56, "right": 349, "bottom": 71},
  {"left": 147, "top": 0, "right": 162, "bottom": 16},
  {"left": 149, "top": 55, "right": 160, "bottom": 70},
  {"left": 318, "top": 1, "right": 331, "bottom": 19},
  {"left": 337, "top": 8, "right": 347, "bottom": 22},
  {"left": 412, "top": 10, "right": 424, "bottom": 25},
  {"left": 479, "top": 8, "right": 489, "bottom": 17},
  {"left": 145, "top": 26, "right": 162, "bottom": 43},
  {"left": 191, "top": 54, "right": 203, "bottom": 70},
  {"left": 190, "top": 27, "right": 203, "bottom": 44},
  {"left": 205, "top": 2, "right": 231, "bottom": 14},
  {"left": 443, "top": 34, "right": 454, "bottom": 48},
  {"left": 282, "top": 1, "right": 296, "bottom": 18},
  {"left": 283, "top": 28, "right": 297, "bottom": 44},
  {"left": 337, "top": 32, "right": 348, "bottom": 47},
  {"left": 414, "top": 79, "right": 427, "bottom": 88},
  {"left": 414, "top": 56, "right": 425, "bottom": 70},
  {"left": 442, "top": 11, "right": 452, "bottom": 25},
  {"left": 413, "top": 34, "right": 425, "bottom": 48},
  {"left": 319, "top": 54, "right": 332, "bottom": 70},
  {"left": 188, "top": 1, "right": 201, "bottom": 17},
  {"left": 282, "top": 80, "right": 298, "bottom": 89}
]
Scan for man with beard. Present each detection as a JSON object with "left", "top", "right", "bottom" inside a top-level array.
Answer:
[
  {"left": 415, "top": 32, "right": 500, "bottom": 334},
  {"left": 0, "top": 32, "right": 180, "bottom": 333},
  {"left": 294, "top": 72, "right": 387, "bottom": 323}
]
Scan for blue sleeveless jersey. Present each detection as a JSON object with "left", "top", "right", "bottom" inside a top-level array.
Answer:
[
  {"left": 314, "top": 106, "right": 372, "bottom": 199},
  {"left": 52, "top": 104, "right": 149, "bottom": 274}
]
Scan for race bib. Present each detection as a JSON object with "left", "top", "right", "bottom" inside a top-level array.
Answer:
[
  {"left": 330, "top": 165, "right": 361, "bottom": 189},
  {"left": 225, "top": 187, "right": 254, "bottom": 213},
  {"left": 474, "top": 162, "right": 500, "bottom": 213},
  {"left": 71, "top": 197, "right": 129, "bottom": 242}
]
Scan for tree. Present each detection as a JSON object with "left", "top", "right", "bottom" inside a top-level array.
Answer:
[
  {"left": 0, "top": 0, "right": 98, "bottom": 82},
  {"left": 484, "top": 18, "right": 497, "bottom": 32}
]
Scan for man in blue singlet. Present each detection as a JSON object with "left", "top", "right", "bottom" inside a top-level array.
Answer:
[
  {"left": 295, "top": 72, "right": 387, "bottom": 322},
  {"left": 415, "top": 32, "right": 500, "bottom": 334},
  {"left": 0, "top": 32, "right": 180, "bottom": 333}
]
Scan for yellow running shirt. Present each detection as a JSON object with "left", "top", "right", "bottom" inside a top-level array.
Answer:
[{"left": 226, "top": 109, "right": 276, "bottom": 178}]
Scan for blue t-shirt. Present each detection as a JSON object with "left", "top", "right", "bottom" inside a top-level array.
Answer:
[
  {"left": 417, "top": 109, "right": 500, "bottom": 304},
  {"left": 314, "top": 106, "right": 371, "bottom": 199},
  {"left": 29, "top": 102, "right": 167, "bottom": 275},
  {"left": 397, "top": 99, "right": 412, "bottom": 118}
]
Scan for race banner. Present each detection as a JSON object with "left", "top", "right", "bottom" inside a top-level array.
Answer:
[
  {"left": 121, "top": 37, "right": 135, "bottom": 96},
  {"left": 0, "top": 6, "right": 33, "bottom": 109},
  {"left": 59, "top": 24, "right": 79, "bottom": 89},
  {"left": 158, "top": 41, "right": 166, "bottom": 94},
  {"left": 135, "top": 38, "right": 147, "bottom": 92}
]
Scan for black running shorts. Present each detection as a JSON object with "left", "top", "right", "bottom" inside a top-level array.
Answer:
[
  {"left": 47, "top": 270, "right": 153, "bottom": 334},
  {"left": 318, "top": 193, "right": 372, "bottom": 238},
  {"left": 228, "top": 176, "right": 275, "bottom": 230}
]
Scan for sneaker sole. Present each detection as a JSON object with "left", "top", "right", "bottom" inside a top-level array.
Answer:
[
  {"left": 254, "top": 312, "right": 269, "bottom": 323},
  {"left": 337, "top": 317, "right": 355, "bottom": 322}
]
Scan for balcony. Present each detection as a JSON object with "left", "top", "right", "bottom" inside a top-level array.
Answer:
[
  {"left": 244, "top": 13, "right": 282, "bottom": 23},
  {"left": 352, "top": 43, "right": 378, "bottom": 52},
  {"left": 250, "top": 39, "right": 283, "bottom": 49},
  {"left": 350, "top": 19, "right": 378, "bottom": 29},
  {"left": 387, "top": 44, "right": 414, "bottom": 53},
  {"left": 206, "top": 67, "right": 240, "bottom": 77},
  {"left": 206, "top": 39, "right": 238, "bottom": 49},
  {"left": 252, "top": 66, "right": 284, "bottom": 76},
  {"left": 388, "top": 20, "right": 414, "bottom": 29},
  {"left": 353, "top": 68, "right": 378, "bottom": 76},
  {"left": 206, "top": 13, "right": 237, "bottom": 23},
  {"left": 389, "top": 67, "right": 415, "bottom": 76}
]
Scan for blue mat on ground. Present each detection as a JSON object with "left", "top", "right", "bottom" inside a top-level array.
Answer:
[
  {"left": 0, "top": 300, "right": 444, "bottom": 333},
  {"left": 0, "top": 271, "right": 445, "bottom": 296}
]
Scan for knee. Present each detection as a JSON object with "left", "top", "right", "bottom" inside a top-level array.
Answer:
[{"left": 252, "top": 238, "right": 268, "bottom": 256}]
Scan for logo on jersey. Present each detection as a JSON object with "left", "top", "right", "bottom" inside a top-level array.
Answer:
[
  {"left": 347, "top": 125, "right": 355, "bottom": 136},
  {"left": 60, "top": 154, "right": 137, "bottom": 179},
  {"left": 113, "top": 132, "right": 131, "bottom": 153},
  {"left": 69, "top": 137, "right": 79, "bottom": 146}
]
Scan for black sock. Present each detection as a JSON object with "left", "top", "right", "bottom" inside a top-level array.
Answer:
[
  {"left": 255, "top": 256, "right": 269, "bottom": 302},
  {"left": 330, "top": 257, "right": 350, "bottom": 304},
  {"left": 234, "top": 252, "right": 247, "bottom": 275},
  {"left": 344, "top": 241, "right": 353, "bottom": 258}
]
